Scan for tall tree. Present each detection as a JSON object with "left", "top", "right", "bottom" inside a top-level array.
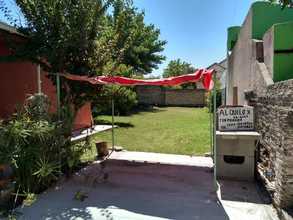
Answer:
[
  {"left": 0, "top": 0, "right": 166, "bottom": 108},
  {"left": 12, "top": 0, "right": 112, "bottom": 75},
  {"left": 97, "top": 0, "right": 166, "bottom": 76},
  {"left": 0, "top": 0, "right": 113, "bottom": 109}
]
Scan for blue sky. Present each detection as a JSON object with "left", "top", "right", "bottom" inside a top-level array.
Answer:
[
  {"left": 0, "top": 0, "right": 257, "bottom": 76},
  {"left": 133, "top": 0, "right": 256, "bottom": 76}
]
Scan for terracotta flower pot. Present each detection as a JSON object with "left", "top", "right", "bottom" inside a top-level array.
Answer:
[
  {"left": 0, "top": 180, "right": 9, "bottom": 189},
  {"left": 0, "top": 182, "right": 14, "bottom": 207},
  {"left": 95, "top": 141, "right": 109, "bottom": 158},
  {"left": 0, "top": 164, "right": 13, "bottom": 189},
  {"left": 0, "top": 165, "right": 13, "bottom": 178}
]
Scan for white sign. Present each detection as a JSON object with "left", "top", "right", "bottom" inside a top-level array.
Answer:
[{"left": 218, "top": 106, "right": 254, "bottom": 131}]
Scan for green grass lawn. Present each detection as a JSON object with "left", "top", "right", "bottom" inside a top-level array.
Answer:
[{"left": 87, "top": 107, "right": 211, "bottom": 159}]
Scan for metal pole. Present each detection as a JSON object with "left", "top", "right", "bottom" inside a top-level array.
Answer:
[
  {"left": 213, "top": 74, "right": 218, "bottom": 191},
  {"left": 111, "top": 92, "right": 115, "bottom": 150},
  {"left": 209, "top": 91, "right": 213, "bottom": 158},
  {"left": 56, "top": 73, "right": 61, "bottom": 120},
  {"left": 56, "top": 72, "right": 62, "bottom": 175},
  {"left": 37, "top": 64, "right": 42, "bottom": 94}
]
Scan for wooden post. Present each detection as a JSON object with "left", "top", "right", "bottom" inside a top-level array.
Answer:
[{"left": 37, "top": 64, "right": 42, "bottom": 94}]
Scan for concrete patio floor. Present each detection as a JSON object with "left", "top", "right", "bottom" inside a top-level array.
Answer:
[
  {"left": 71, "top": 125, "right": 116, "bottom": 142},
  {"left": 108, "top": 151, "right": 213, "bottom": 168},
  {"left": 17, "top": 152, "right": 278, "bottom": 220}
]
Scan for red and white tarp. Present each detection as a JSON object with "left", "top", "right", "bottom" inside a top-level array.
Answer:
[{"left": 63, "top": 69, "right": 214, "bottom": 91}]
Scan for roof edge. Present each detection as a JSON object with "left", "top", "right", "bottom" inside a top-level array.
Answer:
[{"left": 0, "top": 21, "right": 26, "bottom": 37}]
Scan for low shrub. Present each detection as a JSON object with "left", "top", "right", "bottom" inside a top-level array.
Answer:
[
  {"left": 92, "top": 85, "right": 138, "bottom": 116},
  {"left": 206, "top": 89, "right": 222, "bottom": 112},
  {"left": 0, "top": 94, "right": 90, "bottom": 205}
]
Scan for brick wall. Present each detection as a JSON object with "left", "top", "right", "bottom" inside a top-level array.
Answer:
[
  {"left": 136, "top": 86, "right": 206, "bottom": 107},
  {"left": 136, "top": 86, "right": 164, "bottom": 106}
]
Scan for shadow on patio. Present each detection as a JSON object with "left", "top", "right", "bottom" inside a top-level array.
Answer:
[
  {"left": 18, "top": 161, "right": 229, "bottom": 220},
  {"left": 18, "top": 157, "right": 277, "bottom": 220}
]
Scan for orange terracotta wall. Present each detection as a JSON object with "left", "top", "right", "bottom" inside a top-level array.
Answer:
[
  {"left": 42, "top": 73, "right": 58, "bottom": 113},
  {"left": 0, "top": 39, "right": 38, "bottom": 118},
  {"left": 73, "top": 102, "right": 93, "bottom": 130},
  {"left": 0, "top": 36, "right": 93, "bottom": 130}
]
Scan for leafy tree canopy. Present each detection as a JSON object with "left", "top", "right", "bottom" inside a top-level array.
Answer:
[
  {"left": 10, "top": 0, "right": 112, "bottom": 75},
  {"left": 1, "top": 0, "right": 166, "bottom": 76},
  {"left": 0, "top": 0, "right": 166, "bottom": 108},
  {"left": 163, "top": 59, "right": 195, "bottom": 78},
  {"left": 269, "top": 0, "right": 293, "bottom": 8},
  {"left": 162, "top": 59, "right": 197, "bottom": 89},
  {"left": 97, "top": 0, "right": 166, "bottom": 76}
]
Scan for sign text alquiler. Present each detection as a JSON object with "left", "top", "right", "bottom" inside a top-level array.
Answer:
[{"left": 218, "top": 106, "right": 254, "bottom": 131}]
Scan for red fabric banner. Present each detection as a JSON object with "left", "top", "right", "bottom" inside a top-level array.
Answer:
[{"left": 63, "top": 69, "right": 214, "bottom": 91}]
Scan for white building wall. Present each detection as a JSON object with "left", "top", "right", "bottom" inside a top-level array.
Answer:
[
  {"left": 263, "top": 27, "right": 274, "bottom": 78},
  {"left": 227, "top": 9, "right": 253, "bottom": 105}
]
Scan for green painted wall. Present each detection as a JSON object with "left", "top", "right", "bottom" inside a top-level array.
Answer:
[
  {"left": 274, "top": 21, "right": 293, "bottom": 50},
  {"left": 227, "top": 26, "right": 241, "bottom": 51},
  {"left": 273, "top": 22, "right": 293, "bottom": 82},
  {"left": 226, "top": 1, "right": 293, "bottom": 82},
  {"left": 252, "top": 1, "right": 293, "bottom": 40},
  {"left": 274, "top": 54, "right": 293, "bottom": 81}
]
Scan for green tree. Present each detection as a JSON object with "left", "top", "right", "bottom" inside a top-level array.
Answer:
[
  {"left": 12, "top": 0, "right": 111, "bottom": 75},
  {"left": 163, "top": 59, "right": 195, "bottom": 78},
  {"left": 0, "top": 0, "right": 166, "bottom": 109},
  {"left": 0, "top": 0, "right": 112, "bottom": 110},
  {"left": 97, "top": 0, "right": 166, "bottom": 76},
  {"left": 163, "top": 59, "right": 196, "bottom": 89},
  {"left": 269, "top": 0, "right": 293, "bottom": 8}
]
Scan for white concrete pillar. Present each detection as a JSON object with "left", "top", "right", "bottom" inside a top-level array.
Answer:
[{"left": 226, "top": 53, "right": 233, "bottom": 105}]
